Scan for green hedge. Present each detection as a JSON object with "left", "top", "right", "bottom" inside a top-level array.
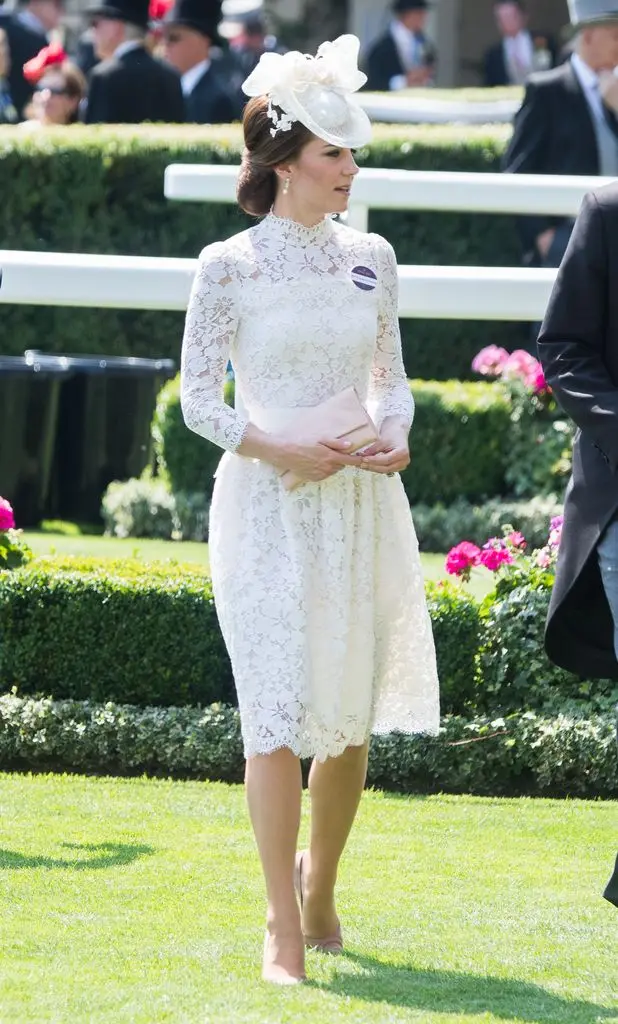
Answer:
[
  {"left": 0, "top": 124, "right": 525, "bottom": 381},
  {"left": 0, "top": 558, "right": 479, "bottom": 717},
  {"left": 0, "top": 693, "right": 615, "bottom": 798},
  {"left": 153, "top": 374, "right": 512, "bottom": 505}
]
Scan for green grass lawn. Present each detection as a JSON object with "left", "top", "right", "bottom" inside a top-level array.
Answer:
[
  {"left": 23, "top": 531, "right": 494, "bottom": 600},
  {"left": 0, "top": 774, "right": 615, "bottom": 1024}
]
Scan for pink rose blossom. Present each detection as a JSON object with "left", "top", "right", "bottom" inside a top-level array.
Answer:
[
  {"left": 445, "top": 542, "right": 481, "bottom": 578},
  {"left": 533, "top": 367, "right": 549, "bottom": 395},
  {"left": 0, "top": 497, "right": 15, "bottom": 531},
  {"left": 548, "top": 514, "right": 563, "bottom": 550},
  {"left": 471, "top": 345, "right": 510, "bottom": 378},
  {"left": 507, "top": 531, "right": 527, "bottom": 550}
]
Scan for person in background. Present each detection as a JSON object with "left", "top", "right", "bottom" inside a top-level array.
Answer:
[
  {"left": 162, "top": 0, "right": 235, "bottom": 123},
  {"left": 84, "top": 0, "right": 185, "bottom": 123},
  {"left": 503, "top": 0, "right": 618, "bottom": 269},
  {"left": 0, "top": 0, "right": 64, "bottom": 117},
  {"left": 21, "top": 41, "right": 86, "bottom": 125},
  {"left": 228, "top": 12, "right": 285, "bottom": 77},
  {"left": 364, "top": 0, "right": 436, "bottom": 92},
  {"left": 536, "top": 182, "right": 618, "bottom": 911},
  {"left": 483, "top": 1, "right": 555, "bottom": 87},
  {"left": 0, "top": 26, "right": 18, "bottom": 122}
]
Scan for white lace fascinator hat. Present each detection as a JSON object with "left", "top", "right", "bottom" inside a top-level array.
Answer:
[{"left": 241, "top": 34, "right": 373, "bottom": 149}]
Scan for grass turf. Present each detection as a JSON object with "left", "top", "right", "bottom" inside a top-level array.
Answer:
[
  {"left": 0, "top": 773, "right": 616, "bottom": 1023},
  {"left": 22, "top": 531, "right": 494, "bottom": 600}
]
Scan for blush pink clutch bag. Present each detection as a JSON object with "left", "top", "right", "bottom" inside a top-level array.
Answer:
[{"left": 280, "top": 386, "right": 379, "bottom": 492}]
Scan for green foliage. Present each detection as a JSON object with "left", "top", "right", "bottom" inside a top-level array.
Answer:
[
  {"left": 501, "top": 384, "right": 574, "bottom": 498},
  {"left": 152, "top": 375, "right": 222, "bottom": 497},
  {"left": 0, "top": 124, "right": 523, "bottom": 381},
  {"left": 101, "top": 476, "right": 210, "bottom": 541},
  {"left": 413, "top": 495, "right": 563, "bottom": 552},
  {"left": 477, "top": 579, "right": 618, "bottom": 715},
  {"left": 404, "top": 380, "right": 511, "bottom": 503},
  {"left": 0, "top": 529, "right": 32, "bottom": 570},
  {"left": 425, "top": 581, "right": 481, "bottom": 714},
  {"left": 0, "top": 558, "right": 234, "bottom": 708},
  {"left": 0, "top": 692, "right": 615, "bottom": 797}
]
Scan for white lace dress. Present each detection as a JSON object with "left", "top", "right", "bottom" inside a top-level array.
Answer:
[{"left": 180, "top": 213, "right": 440, "bottom": 760}]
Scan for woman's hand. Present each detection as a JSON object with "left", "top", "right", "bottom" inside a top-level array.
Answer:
[
  {"left": 357, "top": 426, "right": 410, "bottom": 476},
  {"left": 272, "top": 436, "right": 360, "bottom": 484}
]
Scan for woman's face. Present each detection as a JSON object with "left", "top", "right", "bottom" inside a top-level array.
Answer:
[
  {"left": 285, "top": 135, "right": 359, "bottom": 215},
  {"left": 32, "top": 70, "right": 78, "bottom": 124}
]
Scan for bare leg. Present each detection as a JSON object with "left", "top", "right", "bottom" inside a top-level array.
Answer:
[
  {"left": 245, "top": 748, "right": 305, "bottom": 983},
  {"left": 302, "top": 742, "right": 369, "bottom": 939}
]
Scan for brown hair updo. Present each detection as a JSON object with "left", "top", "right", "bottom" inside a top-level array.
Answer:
[{"left": 237, "top": 96, "right": 313, "bottom": 217}]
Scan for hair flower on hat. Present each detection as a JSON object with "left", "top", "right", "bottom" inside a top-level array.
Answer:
[
  {"left": 23, "top": 41, "right": 68, "bottom": 85},
  {"left": 242, "top": 34, "right": 372, "bottom": 149}
]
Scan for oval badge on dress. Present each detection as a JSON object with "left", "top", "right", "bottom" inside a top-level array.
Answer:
[{"left": 351, "top": 265, "right": 377, "bottom": 291}]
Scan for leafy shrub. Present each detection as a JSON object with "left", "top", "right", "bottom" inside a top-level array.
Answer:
[
  {"left": 101, "top": 476, "right": 209, "bottom": 541},
  {"left": 425, "top": 581, "right": 481, "bottom": 714},
  {"left": 0, "top": 123, "right": 523, "bottom": 382},
  {"left": 0, "top": 558, "right": 232, "bottom": 708},
  {"left": 0, "top": 497, "right": 32, "bottom": 570},
  {"left": 101, "top": 478, "right": 177, "bottom": 539},
  {"left": 413, "top": 495, "right": 563, "bottom": 552},
  {"left": 0, "top": 692, "right": 614, "bottom": 798}
]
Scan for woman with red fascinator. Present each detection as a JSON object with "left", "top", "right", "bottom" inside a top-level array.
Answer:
[{"left": 21, "top": 41, "right": 86, "bottom": 125}]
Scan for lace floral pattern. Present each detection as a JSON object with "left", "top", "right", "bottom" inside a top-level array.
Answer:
[{"left": 181, "top": 214, "right": 440, "bottom": 760}]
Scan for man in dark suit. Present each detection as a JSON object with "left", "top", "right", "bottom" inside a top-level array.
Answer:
[
  {"left": 537, "top": 182, "right": 618, "bottom": 910},
  {"left": 504, "top": 0, "right": 618, "bottom": 268},
  {"left": 0, "top": 0, "right": 63, "bottom": 117},
  {"left": 84, "top": 0, "right": 185, "bottom": 123},
  {"left": 162, "top": 0, "right": 235, "bottom": 123},
  {"left": 483, "top": 1, "right": 555, "bottom": 87},
  {"left": 364, "top": 0, "right": 436, "bottom": 92}
]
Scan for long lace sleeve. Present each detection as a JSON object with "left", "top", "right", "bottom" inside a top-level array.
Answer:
[
  {"left": 368, "top": 236, "right": 414, "bottom": 431},
  {"left": 180, "top": 242, "right": 249, "bottom": 452}
]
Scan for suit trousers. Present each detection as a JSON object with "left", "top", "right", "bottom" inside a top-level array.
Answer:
[{"left": 596, "top": 516, "right": 618, "bottom": 907}]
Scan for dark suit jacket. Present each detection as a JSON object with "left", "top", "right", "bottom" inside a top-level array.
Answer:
[
  {"left": 483, "top": 33, "right": 556, "bottom": 88},
  {"left": 185, "top": 65, "right": 235, "bottom": 124},
  {"left": 364, "top": 30, "right": 435, "bottom": 92},
  {"left": 85, "top": 46, "right": 185, "bottom": 124},
  {"left": 503, "top": 60, "right": 604, "bottom": 257},
  {"left": 537, "top": 184, "right": 618, "bottom": 681},
  {"left": 0, "top": 10, "right": 46, "bottom": 118}
]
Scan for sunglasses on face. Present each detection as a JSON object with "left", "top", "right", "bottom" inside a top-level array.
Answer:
[{"left": 35, "top": 84, "right": 69, "bottom": 96}]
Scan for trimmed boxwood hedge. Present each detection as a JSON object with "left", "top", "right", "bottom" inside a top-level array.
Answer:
[
  {"left": 153, "top": 374, "right": 512, "bottom": 505},
  {"left": 0, "top": 693, "right": 615, "bottom": 798},
  {"left": 0, "top": 123, "right": 525, "bottom": 381},
  {"left": 0, "top": 558, "right": 480, "bottom": 717}
]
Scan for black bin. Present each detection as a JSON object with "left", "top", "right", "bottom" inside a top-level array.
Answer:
[
  {"left": 0, "top": 354, "right": 74, "bottom": 526},
  {"left": 25, "top": 352, "right": 175, "bottom": 524}
]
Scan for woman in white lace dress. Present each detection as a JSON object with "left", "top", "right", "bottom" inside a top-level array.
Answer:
[{"left": 180, "top": 35, "right": 439, "bottom": 985}]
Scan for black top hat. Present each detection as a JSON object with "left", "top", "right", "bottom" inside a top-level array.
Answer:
[
  {"left": 393, "top": 0, "right": 430, "bottom": 11},
  {"left": 85, "top": 0, "right": 150, "bottom": 29},
  {"left": 163, "top": 0, "right": 223, "bottom": 43}
]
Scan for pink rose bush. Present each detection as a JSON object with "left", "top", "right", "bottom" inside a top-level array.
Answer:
[
  {"left": 446, "top": 515, "right": 562, "bottom": 584},
  {"left": 0, "top": 496, "right": 32, "bottom": 570}
]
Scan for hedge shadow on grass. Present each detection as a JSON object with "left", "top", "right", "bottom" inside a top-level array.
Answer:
[
  {"left": 0, "top": 840, "right": 155, "bottom": 870},
  {"left": 314, "top": 954, "right": 617, "bottom": 1023}
]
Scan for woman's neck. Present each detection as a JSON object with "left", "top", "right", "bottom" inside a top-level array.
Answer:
[{"left": 271, "top": 197, "right": 327, "bottom": 229}]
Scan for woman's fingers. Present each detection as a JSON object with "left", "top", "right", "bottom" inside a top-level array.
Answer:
[{"left": 360, "top": 448, "right": 409, "bottom": 473}]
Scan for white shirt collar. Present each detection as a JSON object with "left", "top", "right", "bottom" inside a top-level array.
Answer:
[
  {"left": 571, "top": 51, "right": 599, "bottom": 92},
  {"left": 181, "top": 59, "right": 211, "bottom": 96},
  {"left": 113, "top": 40, "right": 143, "bottom": 60},
  {"left": 17, "top": 10, "right": 47, "bottom": 37}
]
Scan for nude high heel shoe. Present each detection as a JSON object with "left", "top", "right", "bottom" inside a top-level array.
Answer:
[{"left": 294, "top": 850, "right": 344, "bottom": 954}]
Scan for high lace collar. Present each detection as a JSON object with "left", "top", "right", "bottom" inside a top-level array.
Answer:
[{"left": 261, "top": 211, "right": 335, "bottom": 245}]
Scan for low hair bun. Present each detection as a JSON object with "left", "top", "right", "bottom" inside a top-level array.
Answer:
[{"left": 236, "top": 96, "right": 313, "bottom": 218}]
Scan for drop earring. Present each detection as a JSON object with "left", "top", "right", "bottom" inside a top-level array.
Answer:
[{"left": 282, "top": 177, "right": 290, "bottom": 195}]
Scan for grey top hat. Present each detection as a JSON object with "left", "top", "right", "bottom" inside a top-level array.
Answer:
[{"left": 568, "top": 0, "right": 618, "bottom": 27}]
